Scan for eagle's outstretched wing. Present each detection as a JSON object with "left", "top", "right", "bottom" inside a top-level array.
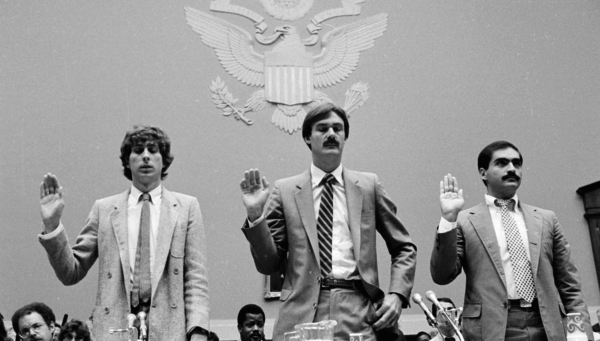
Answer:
[
  {"left": 313, "top": 13, "right": 387, "bottom": 88},
  {"left": 185, "top": 7, "right": 265, "bottom": 87}
]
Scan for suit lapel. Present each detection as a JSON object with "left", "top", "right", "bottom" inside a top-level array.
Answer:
[
  {"left": 343, "top": 169, "right": 363, "bottom": 260},
  {"left": 152, "top": 188, "right": 179, "bottom": 299},
  {"left": 294, "top": 170, "right": 319, "bottom": 263},
  {"left": 110, "top": 190, "right": 132, "bottom": 306},
  {"left": 521, "top": 203, "right": 542, "bottom": 278},
  {"left": 467, "top": 204, "right": 507, "bottom": 288}
]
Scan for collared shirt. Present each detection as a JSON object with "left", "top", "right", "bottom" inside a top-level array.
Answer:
[
  {"left": 248, "top": 164, "right": 359, "bottom": 280},
  {"left": 438, "top": 194, "right": 530, "bottom": 299},
  {"left": 128, "top": 185, "right": 162, "bottom": 283},
  {"left": 310, "top": 163, "right": 358, "bottom": 280}
]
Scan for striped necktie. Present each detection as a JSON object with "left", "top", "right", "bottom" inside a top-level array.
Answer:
[
  {"left": 132, "top": 193, "right": 152, "bottom": 307},
  {"left": 317, "top": 174, "right": 335, "bottom": 277},
  {"left": 495, "top": 199, "right": 537, "bottom": 303}
]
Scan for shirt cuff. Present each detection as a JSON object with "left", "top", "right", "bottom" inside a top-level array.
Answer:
[
  {"left": 39, "top": 223, "right": 64, "bottom": 238},
  {"left": 246, "top": 214, "right": 265, "bottom": 228},
  {"left": 437, "top": 217, "right": 457, "bottom": 234}
]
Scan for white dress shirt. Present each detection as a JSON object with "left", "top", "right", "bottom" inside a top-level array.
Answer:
[
  {"left": 249, "top": 164, "right": 359, "bottom": 280},
  {"left": 438, "top": 194, "right": 531, "bottom": 299},
  {"left": 128, "top": 185, "right": 162, "bottom": 283},
  {"left": 309, "top": 163, "right": 359, "bottom": 280}
]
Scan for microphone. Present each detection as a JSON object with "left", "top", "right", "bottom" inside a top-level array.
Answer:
[
  {"left": 127, "top": 314, "right": 137, "bottom": 330},
  {"left": 137, "top": 312, "right": 147, "bottom": 341},
  {"left": 412, "top": 293, "right": 437, "bottom": 326},
  {"left": 426, "top": 291, "right": 464, "bottom": 341},
  {"left": 425, "top": 290, "right": 444, "bottom": 311}
]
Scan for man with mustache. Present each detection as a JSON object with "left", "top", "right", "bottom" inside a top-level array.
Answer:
[
  {"left": 239, "top": 103, "right": 416, "bottom": 340},
  {"left": 38, "top": 126, "right": 209, "bottom": 341},
  {"left": 12, "top": 303, "right": 56, "bottom": 341},
  {"left": 237, "top": 304, "right": 265, "bottom": 341},
  {"left": 431, "top": 140, "right": 592, "bottom": 341}
]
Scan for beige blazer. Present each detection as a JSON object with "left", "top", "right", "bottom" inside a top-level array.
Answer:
[
  {"left": 243, "top": 169, "right": 417, "bottom": 341},
  {"left": 430, "top": 202, "right": 592, "bottom": 341},
  {"left": 39, "top": 188, "right": 209, "bottom": 341}
]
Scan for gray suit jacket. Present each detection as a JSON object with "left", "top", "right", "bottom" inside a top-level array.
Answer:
[
  {"left": 430, "top": 202, "right": 591, "bottom": 341},
  {"left": 39, "top": 188, "right": 209, "bottom": 341},
  {"left": 243, "top": 169, "right": 417, "bottom": 341}
]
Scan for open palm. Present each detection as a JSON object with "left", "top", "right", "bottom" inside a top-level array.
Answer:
[{"left": 440, "top": 173, "right": 464, "bottom": 221}]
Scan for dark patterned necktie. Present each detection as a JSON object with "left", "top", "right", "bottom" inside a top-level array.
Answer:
[
  {"left": 495, "top": 199, "right": 537, "bottom": 303},
  {"left": 317, "top": 174, "right": 335, "bottom": 277},
  {"left": 132, "top": 193, "right": 152, "bottom": 307}
]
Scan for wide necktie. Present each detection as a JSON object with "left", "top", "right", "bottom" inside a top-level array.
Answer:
[
  {"left": 132, "top": 193, "right": 152, "bottom": 307},
  {"left": 317, "top": 174, "right": 335, "bottom": 277},
  {"left": 495, "top": 199, "right": 537, "bottom": 303}
]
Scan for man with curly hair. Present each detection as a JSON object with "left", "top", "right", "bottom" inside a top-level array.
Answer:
[{"left": 38, "top": 126, "right": 209, "bottom": 341}]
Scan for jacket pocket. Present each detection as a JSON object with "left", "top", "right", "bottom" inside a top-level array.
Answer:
[
  {"left": 280, "top": 288, "right": 292, "bottom": 301},
  {"left": 462, "top": 303, "right": 482, "bottom": 340},
  {"left": 462, "top": 302, "right": 482, "bottom": 318}
]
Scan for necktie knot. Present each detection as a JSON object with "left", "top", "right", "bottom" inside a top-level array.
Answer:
[
  {"left": 140, "top": 193, "right": 151, "bottom": 203},
  {"left": 495, "top": 198, "right": 515, "bottom": 211},
  {"left": 322, "top": 174, "right": 335, "bottom": 186}
]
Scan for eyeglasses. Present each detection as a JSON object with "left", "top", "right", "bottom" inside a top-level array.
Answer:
[{"left": 18, "top": 322, "right": 47, "bottom": 338}]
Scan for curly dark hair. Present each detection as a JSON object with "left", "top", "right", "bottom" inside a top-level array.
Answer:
[
  {"left": 11, "top": 302, "right": 56, "bottom": 336},
  {"left": 58, "top": 320, "right": 91, "bottom": 341},
  {"left": 119, "top": 125, "right": 174, "bottom": 181},
  {"left": 237, "top": 304, "right": 265, "bottom": 327}
]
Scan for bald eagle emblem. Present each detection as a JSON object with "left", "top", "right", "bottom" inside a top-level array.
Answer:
[{"left": 185, "top": 1, "right": 387, "bottom": 134}]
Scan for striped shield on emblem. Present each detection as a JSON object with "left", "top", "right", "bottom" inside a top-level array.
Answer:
[{"left": 264, "top": 51, "right": 313, "bottom": 106}]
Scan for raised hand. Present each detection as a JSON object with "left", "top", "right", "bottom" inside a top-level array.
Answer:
[
  {"left": 440, "top": 173, "right": 464, "bottom": 222},
  {"left": 240, "top": 169, "right": 270, "bottom": 221},
  {"left": 40, "top": 173, "right": 65, "bottom": 233}
]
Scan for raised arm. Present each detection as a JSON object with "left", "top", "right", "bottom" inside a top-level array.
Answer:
[{"left": 431, "top": 174, "right": 466, "bottom": 285}]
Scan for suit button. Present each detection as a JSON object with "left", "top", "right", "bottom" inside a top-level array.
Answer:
[
  {"left": 171, "top": 303, "right": 177, "bottom": 309},
  {"left": 312, "top": 303, "right": 317, "bottom": 309},
  {"left": 152, "top": 303, "right": 157, "bottom": 308},
  {"left": 107, "top": 272, "right": 112, "bottom": 278},
  {"left": 503, "top": 302, "right": 508, "bottom": 308},
  {"left": 104, "top": 307, "right": 110, "bottom": 314},
  {"left": 174, "top": 268, "right": 179, "bottom": 275}
]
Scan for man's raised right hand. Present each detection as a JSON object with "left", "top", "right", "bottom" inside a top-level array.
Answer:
[
  {"left": 240, "top": 169, "right": 270, "bottom": 222},
  {"left": 40, "top": 173, "right": 65, "bottom": 233}
]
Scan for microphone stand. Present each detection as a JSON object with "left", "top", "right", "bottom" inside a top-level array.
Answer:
[{"left": 426, "top": 291, "right": 465, "bottom": 341}]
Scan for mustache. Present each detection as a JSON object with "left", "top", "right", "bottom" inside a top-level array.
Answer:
[
  {"left": 323, "top": 137, "right": 339, "bottom": 145},
  {"left": 502, "top": 173, "right": 520, "bottom": 181}
]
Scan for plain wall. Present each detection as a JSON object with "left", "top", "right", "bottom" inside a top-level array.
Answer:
[{"left": 1, "top": 0, "right": 599, "bottom": 336}]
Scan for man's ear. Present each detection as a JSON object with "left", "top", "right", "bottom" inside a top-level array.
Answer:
[
  {"left": 237, "top": 325, "right": 242, "bottom": 334},
  {"left": 304, "top": 135, "right": 311, "bottom": 146},
  {"left": 479, "top": 167, "right": 487, "bottom": 181}
]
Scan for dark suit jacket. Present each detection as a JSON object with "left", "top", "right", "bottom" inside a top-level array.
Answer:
[
  {"left": 39, "top": 188, "right": 209, "bottom": 341},
  {"left": 430, "top": 202, "right": 592, "bottom": 341},
  {"left": 243, "top": 169, "right": 417, "bottom": 340}
]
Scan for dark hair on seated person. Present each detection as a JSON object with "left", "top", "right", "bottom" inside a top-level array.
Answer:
[
  {"left": 11, "top": 302, "right": 56, "bottom": 337},
  {"left": 59, "top": 319, "right": 90, "bottom": 341},
  {"left": 237, "top": 304, "right": 265, "bottom": 327}
]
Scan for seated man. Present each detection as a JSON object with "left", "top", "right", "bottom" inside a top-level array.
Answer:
[
  {"left": 237, "top": 304, "right": 265, "bottom": 341},
  {"left": 11, "top": 302, "right": 56, "bottom": 341},
  {"left": 430, "top": 298, "right": 460, "bottom": 341},
  {"left": 58, "top": 320, "right": 91, "bottom": 341}
]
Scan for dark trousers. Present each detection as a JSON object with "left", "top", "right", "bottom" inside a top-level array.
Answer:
[{"left": 505, "top": 305, "right": 548, "bottom": 341}]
